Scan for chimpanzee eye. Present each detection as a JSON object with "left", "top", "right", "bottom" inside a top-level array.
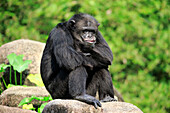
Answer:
[
  {"left": 83, "top": 30, "right": 88, "bottom": 33},
  {"left": 91, "top": 30, "right": 95, "bottom": 33}
]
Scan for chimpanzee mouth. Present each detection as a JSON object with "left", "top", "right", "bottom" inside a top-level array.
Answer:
[{"left": 84, "top": 38, "right": 96, "bottom": 43}]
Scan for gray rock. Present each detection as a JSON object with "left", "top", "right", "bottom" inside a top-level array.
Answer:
[
  {"left": 0, "top": 39, "right": 45, "bottom": 74},
  {"left": 0, "top": 86, "right": 50, "bottom": 107},
  {"left": 0, "top": 105, "right": 37, "bottom": 113},
  {"left": 43, "top": 99, "right": 143, "bottom": 113}
]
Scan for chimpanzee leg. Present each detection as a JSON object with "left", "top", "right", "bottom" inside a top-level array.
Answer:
[
  {"left": 98, "top": 69, "right": 117, "bottom": 102},
  {"left": 86, "top": 71, "right": 99, "bottom": 97},
  {"left": 87, "top": 68, "right": 116, "bottom": 102},
  {"left": 69, "top": 66, "right": 101, "bottom": 108}
]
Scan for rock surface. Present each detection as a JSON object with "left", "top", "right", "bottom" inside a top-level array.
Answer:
[
  {"left": 0, "top": 105, "right": 37, "bottom": 113},
  {"left": 42, "top": 99, "right": 143, "bottom": 113},
  {"left": 0, "top": 39, "right": 45, "bottom": 74},
  {"left": 0, "top": 86, "right": 49, "bottom": 107}
]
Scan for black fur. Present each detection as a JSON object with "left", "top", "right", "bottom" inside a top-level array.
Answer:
[{"left": 41, "top": 13, "right": 116, "bottom": 108}]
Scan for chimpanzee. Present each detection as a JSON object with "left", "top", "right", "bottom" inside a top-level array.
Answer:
[{"left": 40, "top": 13, "right": 116, "bottom": 108}]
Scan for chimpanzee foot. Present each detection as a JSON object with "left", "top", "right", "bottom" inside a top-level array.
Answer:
[
  {"left": 75, "top": 94, "right": 102, "bottom": 109},
  {"left": 100, "top": 95, "right": 117, "bottom": 102},
  {"left": 92, "top": 99, "right": 102, "bottom": 109}
]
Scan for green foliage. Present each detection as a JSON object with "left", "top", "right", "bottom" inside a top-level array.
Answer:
[
  {"left": 0, "top": 0, "right": 169, "bottom": 113},
  {"left": 7, "top": 53, "right": 32, "bottom": 73},
  {"left": 18, "top": 95, "right": 52, "bottom": 107},
  {"left": 0, "top": 53, "right": 32, "bottom": 93},
  {"left": 27, "top": 74, "right": 44, "bottom": 87},
  {"left": 0, "top": 63, "right": 10, "bottom": 89},
  {"left": 22, "top": 104, "right": 35, "bottom": 111},
  {"left": 38, "top": 103, "right": 48, "bottom": 113},
  {"left": 0, "top": 64, "right": 10, "bottom": 72},
  {"left": 19, "top": 95, "right": 52, "bottom": 113},
  {"left": 114, "top": 73, "right": 170, "bottom": 113},
  {"left": 7, "top": 53, "right": 32, "bottom": 85}
]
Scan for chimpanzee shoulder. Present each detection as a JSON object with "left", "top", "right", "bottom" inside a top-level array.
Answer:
[{"left": 55, "top": 22, "right": 68, "bottom": 30}]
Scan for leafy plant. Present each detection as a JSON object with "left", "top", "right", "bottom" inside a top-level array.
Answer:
[
  {"left": 27, "top": 74, "right": 44, "bottom": 87},
  {"left": 0, "top": 63, "right": 10, "bottom": 89},
  {"left": 19, "top": 95, "right": 52, "bottom": 113},
  {"left": 7, "top": 53, "right": 32, "bottom": 85},
  {"left": 22, "top": 104, "right": 35, "bottom": 111}
]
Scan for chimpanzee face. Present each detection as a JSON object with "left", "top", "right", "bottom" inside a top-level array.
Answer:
[
  {"left": 80, "top": 26, "right": 96, "bottom": 45},
  {"left": 68, "top": 15, "right": 100, "bottom": 47}
]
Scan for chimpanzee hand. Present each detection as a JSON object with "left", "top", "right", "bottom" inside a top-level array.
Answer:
[{"left": 75, "top": 94, "right": 102, "bottom": 109}]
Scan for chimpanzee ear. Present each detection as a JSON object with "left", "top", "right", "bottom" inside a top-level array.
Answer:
[
  {"left": 97, "top": 23, "right": 100, "bottom": 27},
  {"left": 69, "top": 20, "right": 76, "bottom": 28}
]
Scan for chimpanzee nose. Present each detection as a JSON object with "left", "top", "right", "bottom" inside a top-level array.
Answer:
[{"left": 88, "top": 33, "right": 92, "bottom": 38}]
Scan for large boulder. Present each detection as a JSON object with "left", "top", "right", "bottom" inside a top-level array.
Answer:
[
  {"left": 42, "top": 99, "right": 143, "bottom": 113},
  {"left": 0, "top": 86, "right": 50, "bottom": 107},
  {"left": 0, "top": 39, "right": 45, "bottom": 74},
  {"left": 0, "top": 85, "right": 142, "bottom": 113}
]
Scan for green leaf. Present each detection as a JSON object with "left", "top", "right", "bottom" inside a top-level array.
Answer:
[
  {"left": 7, "top": 84, "right": 15, "bottom": 88},
  {"left": 38, "top": 102, "right": 48, "bottom": 113},
  {"left": 15, "top": 60, "right": 32, "bottom": 73},
  {"left": 44, "top": 96, "right": 52, "bottom": 101},
  {"left": 0, "top": 63, "right": 10, "bottom": 72},
  {"left": 27, "top": 74, "right": 44, "bottom": 87},
  {"left": 34, "top": 97, "right": 45, "bottom": 101},
  {"left": 7, "top": 53, "right": 17, "bottom": 66},
  {"left": 22, "top": 104, "right": 35, "bottom": 110},
  {"left": 34, "top": 96, "right": 52, "bottom": 101},
  {"left": 7, "top": 53, "right": 32, "bottom": 73},
  {"left": 2, "top": 64, "right": 10, "bottom": 69},
  {"left": 18, "top": 96, "right": 36, "bottom": 107},
  {"left": 12, "top": 54, "right": 24, "bottom": 71},
  {"left": 18, "top": 60, "right": 32, "bottom": 72}
]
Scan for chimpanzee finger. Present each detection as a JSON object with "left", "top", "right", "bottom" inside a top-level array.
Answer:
[
  {"left": 94, "top": 102, "right": 98, "bottom": 109},
  {"left": 97, "top": 101, "right": 102, "bottom": 107},
  {"left": 93, "top": 100, "right": 102, "bottom": 109}
]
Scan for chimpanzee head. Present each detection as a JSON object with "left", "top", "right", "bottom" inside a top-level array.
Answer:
[{"left": 67, "top": 13, "right": 100, "bottom": 47}]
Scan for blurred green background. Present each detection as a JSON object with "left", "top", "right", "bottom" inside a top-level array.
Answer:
[{"left": 0, "top": 0, "right": 169, "bottom": 112}]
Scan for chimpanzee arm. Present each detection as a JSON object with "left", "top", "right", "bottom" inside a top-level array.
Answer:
[
  {"left": 91, "top": 31, "right": 113, "bottom": 66},
  {"left": 52, "top": 26, "right": 83, "bottom": 71}
]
